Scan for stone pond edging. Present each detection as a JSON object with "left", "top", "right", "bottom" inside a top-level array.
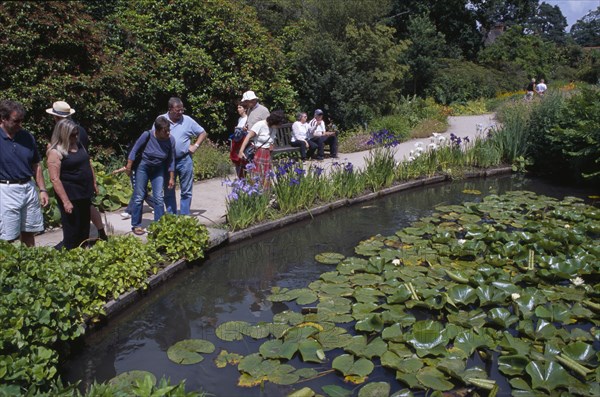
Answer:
[{"left": 98, "top": 167, "right": 513, "bottom": 328}]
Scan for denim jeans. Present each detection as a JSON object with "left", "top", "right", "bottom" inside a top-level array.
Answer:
[
  {"left": 164, "top": 153, "right": 193, "bottom": 215},
  {"left": 131, "top": 160, "right": 166, "bottom": 228},
  {"left": 125, "top": 169, "right": 156, "bottom": 214}
]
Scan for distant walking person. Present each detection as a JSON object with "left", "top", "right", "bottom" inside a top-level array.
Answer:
[
  {"left": 155, "top": 97, "right": 207, "bottom": 215},
  {"left": 0, "top": 100, "right": 49, "bottom": 246},
  {"left": 46, "top": 101, "right": 108, "bottom": 241},
  {"left": 47, "top": 119, "right": 96, "bottom": 249},
  {"left": 536, "top": 79, "right": 547, "bottom": 97},
  {"left": 526, "top": 78, "right": 536, "bottom": 100}
]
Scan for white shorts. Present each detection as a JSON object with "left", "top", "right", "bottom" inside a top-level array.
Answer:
[{"left": 0, "top": 181, "right": 44, "bottom": 241}]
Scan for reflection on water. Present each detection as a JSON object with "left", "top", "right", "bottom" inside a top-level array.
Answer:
[{"left": 62, "top": 175, "right": 596, "bottom": 396}]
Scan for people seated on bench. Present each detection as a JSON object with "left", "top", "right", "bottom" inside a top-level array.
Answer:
[
  {"left": 308, "top": 109, "right": 338, "bottom": 160},
  {"left": 291, "top": 112, "right": 317, "bottom": 160}
]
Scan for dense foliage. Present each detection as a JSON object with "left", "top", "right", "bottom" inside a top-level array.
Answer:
[{"left": 0, "top": 217, "right": 210, "bottom": 393}]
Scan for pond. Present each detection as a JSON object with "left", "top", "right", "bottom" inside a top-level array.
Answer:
[{"left": 62, "top": 175, "right": 597, "bottom": 396}]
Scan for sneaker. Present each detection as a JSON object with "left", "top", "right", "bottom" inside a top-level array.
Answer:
[
  {"left": 120, "top": 212, "right": 131, "bottom": 219},
  {"left": 132, "top": 227, "right": 146, "bottom": 236}
]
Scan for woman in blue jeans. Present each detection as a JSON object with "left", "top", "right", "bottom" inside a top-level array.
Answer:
[{"left": 126, "top": 116, "right": 175, "bottom": 235}]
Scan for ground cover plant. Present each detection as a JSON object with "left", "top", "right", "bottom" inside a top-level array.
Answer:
[
  {"left": 170, "top": 190, "right": 599, "bottom": 396},
  {"left": 0, "top": 216, "right": 210, "bottom": 394}
]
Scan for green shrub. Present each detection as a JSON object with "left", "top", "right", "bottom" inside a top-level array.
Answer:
[
  {"left": 368, "top": 114, "right": 411, "bottom": 141},
  {"left": 426, "top": 59, "right": 501, "bottom": 104},
  {"left": 148, "top": 215, "right": 210, "bottom": 262},
  {"left": 193, "top": 139, "right": 232, "bottom": 181}
]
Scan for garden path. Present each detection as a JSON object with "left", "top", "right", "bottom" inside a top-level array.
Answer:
[{"left": 34, "top": 113, "right": 496, "bottom": 247}]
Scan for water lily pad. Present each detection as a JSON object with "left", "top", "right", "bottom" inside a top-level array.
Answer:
[
  {"left": 358, "top": 382, "right": 391, "bottom": 397},
  {"left": 167, "top": 339, "right": 215, "bottom": 364},
  {"left": 214, "top": 350, "right": 243, "bottom": 368},
  {"left": 498, "top": 355, "right": 529, "bottom": 376},
  {"left": 525, "top": 360, "right": 572, "bottom": 392},
  {"left": 108, "top": 371, "right": 156, "bottom": 393},
  {"left": 453, "top": 330, "right": 494, "bottom": 356},
  {"left": 259, "top": 339, "right": 299, "bottom": 360},
  {"left": 216, "top": 321, "right": 251, "bottom": 341},
  {"left": 488, "top": 307, "right": 519, "bottom": 328},
  {"left": 298, "top": 339, "right": 325, "bottom": 363},
  {"left": 355, "top": 313, "right": 384, "bottom": 332},
  {"left": 415, "top": 367, "right": 454, "bottom": 391},
  {"left": 322, "top": 384, "right": 352, "bottom": 397},
  {"left": 345, "top": 335, "right": 387, "bottom": 359},
  {"left": 315, "top": 252, "right": 345, "bottom": 265},
  {"left": 332, "top": 354, "right": 374, "bottom": 378},
  {"left": 534, "top": 303, "right": 572, "bottom": 323},
  {"left": 406, "top": 320, "right": 448, "bottom": 350}
]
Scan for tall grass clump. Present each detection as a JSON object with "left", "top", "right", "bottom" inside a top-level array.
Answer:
[
  {"left": 224, "top": 173, "right": 271, "bottom": 230},
  {"left": 271, "top": 159, "right": 320, "bottom": 214},
  {"left": 490, "top": 101, "right": 531, "bottom": 163},
  {"left": 193, "top": 139, "right": 232, "bottom": 180},
  {"left": 363, "top": 130, "right": 399, "bottom": 191}
]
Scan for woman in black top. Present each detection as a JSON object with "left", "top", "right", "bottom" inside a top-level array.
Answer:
[{"left": 47, "top": 118, "right": 96, "bottom": 249}]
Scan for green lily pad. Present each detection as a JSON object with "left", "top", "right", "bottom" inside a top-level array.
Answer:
[
  {"left": 415, "top": 367, "right": 454, "bottom": 391},
  {"left": 259, "top": 339, "right": 299, "bottom": 360},
  {"left": 498, "top": 355, "right": 529, "bottom": 376},
  {"left": 453, "top": 330, "right": 494, "bottom": 356},
  {"left": 534, "top": 303, "right": 572, "bottom": 323},
  {"left": 525, "top": 360, "right": 573, "bottom": 392},
  {"left": 298, "top": 339, "right": 325, "bottom": 363},
  {"left": 355, "top": 313, "right": 384, "bottom": 332},
  {"left": 332, "top": 354, "right": 375, "bottom": 377},
  {"left": 214, "top": 350, "right": 243, "bottom": 368},
  {"left": 358, "top": 382, "right": 391, "bottom": 397},
  {"left": 345, "top": 336, "right": 387, "bottom": 359},
  {"left": 406, "top": 320, "right": 448, "bottom": 350},
  {"left": 315, "top": 252, "right": 345, "bottom": 265},
  {"left": 322, "top": 384, "right": 352, "bottom": 397},
  {"left": 216, "top": 321, "right": 251, "bottom": 341},
  {"left": 167, "top": 339, "right": 215, "bottom": 365}
]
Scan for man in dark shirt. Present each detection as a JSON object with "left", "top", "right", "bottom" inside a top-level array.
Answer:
[
  {"left": 0, "top": 100, "right": 49, "bottom": 246},
  {"left": 46, "top": 101, "right": 107, "bottom": 241}
]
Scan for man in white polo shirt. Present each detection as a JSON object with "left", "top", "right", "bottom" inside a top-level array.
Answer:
[{"left": 308, "top": 109, "right": 338, "bottom": 160}]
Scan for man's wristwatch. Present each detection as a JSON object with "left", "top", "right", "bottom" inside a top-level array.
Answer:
[{"left": 193, "top": 143, "right": 200, "bottom": 148}]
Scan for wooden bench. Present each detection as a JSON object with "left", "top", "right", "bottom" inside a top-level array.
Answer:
[{"left": 272, "top": 123, "right": 300, "bottom": 156}]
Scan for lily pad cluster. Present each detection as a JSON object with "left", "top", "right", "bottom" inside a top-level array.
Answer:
[{"left": 178, "top": 191, "right": 599, "bottom": 396}]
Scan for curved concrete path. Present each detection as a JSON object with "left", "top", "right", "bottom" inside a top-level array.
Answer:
[{"left": 34, "top": 113, "right": 496, "bottom": 247}]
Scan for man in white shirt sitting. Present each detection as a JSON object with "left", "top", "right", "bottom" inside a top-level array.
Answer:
[
  {"left": 308, "top": 109, "right": 338, "bottom": 160},
  {"left": 291, "top": 112, "right": 318, "bottom": 160}
]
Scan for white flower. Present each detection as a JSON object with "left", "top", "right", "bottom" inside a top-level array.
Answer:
[
  {"left": 428, "top": 143, "right": 438, "bottom": 150},
  {"left": 392, "top": 259, "right": 401, "bottom": 266},
  {"left": 416, "top": 146, "right": 424, "bottom": 153},
  {"left": 457, "top": 239, "right": 466, "bottom": 245},
  {"left": 571, "top": 277, "right": 585, "bottom": 286},
  {"left": 511, "top": 293, "right": 521, "bottom": 301},
  {"left": 437, "top": 136, "right": 446, "bottom": 144},
  {"left": 432, "top": 132, "right": 440, "bottom": 138},
  {"left": 564, "top": 224, "right": 571, "bottom": 229},
  {"left": 408, "top": 156, "right": 415, "bottom": 161}
]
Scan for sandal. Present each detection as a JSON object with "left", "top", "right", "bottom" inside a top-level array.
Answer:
[{"left": 132, "top": 227, "right": 146, "bottom": 236}]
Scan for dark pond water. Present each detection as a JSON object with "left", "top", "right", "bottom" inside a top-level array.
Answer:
[{"left": 62, "top": 175, "right": 597, "bottom": 396}]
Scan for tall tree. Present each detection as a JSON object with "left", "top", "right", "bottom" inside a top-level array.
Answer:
[
  {"left": 472, "top": 0, "right": 539, "bottom": 32},
  {"left": 388, "top": 0, "right": 481, "bottom": 59},
  {"left": 402, "top": 14, "right": 449, "bottom": 95},
  {"left": 570, "top": 6, "right": 600, "bottom": 47},
  {"left": 527, "top": 2, "right": 567, "bottom": 44}
]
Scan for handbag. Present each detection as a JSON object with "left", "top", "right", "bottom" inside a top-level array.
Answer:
[{"left": 243, "top": 143, "right": 256, "bottom": 161}]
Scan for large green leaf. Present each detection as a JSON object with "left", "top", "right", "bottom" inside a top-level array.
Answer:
[
  {"left": 358, "top": 382, "right": 391, "bottom": 397},
  {"left": 525, "top": 361, "right": 572, "bottom": 392},
  {"left": 298, "top": 339, "right": 325, "bottom": 363},
  {"left": 453, "top": 330, "right": 494, "bottom": 356},
  {"left": 332, "top": 354, "right": 375, "bottom": 377},
  {"left": 315, "top": 252, "right": 345, "bottom": 265},
  {"left": 534, "top": 303, "right": 572, "bottom": 323},
  {"left": 345, "top": 336, "right": 387, "bottom": 359},
  {"left": 406, "top": 321, "right": 448, "bottom": 350},
  {"left": 108, "top": 371, "right": 156, "bottom": 393},
  {"left": 259, "top": 339, "right": 299, "bottom": 360},
  {"left": 215, "top": 321, "right": 251, "bottom": 341},
  {"left": 167, "top": 339, "right": 215, "bottom": 365},
  {"left": 498, "top": 355, "right": 529, "bottom": 376},
  {"left": 415, "top": 367, "right": 454, "bottom": 391}
]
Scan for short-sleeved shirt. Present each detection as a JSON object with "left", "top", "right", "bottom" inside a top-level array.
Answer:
[
  {"left": 0, "top": 127, "right": 40, "bottom": 180},
  {"left": 308, "top": 118, "right": 326, "bottom": 137},
  {"left": 250, "top": 120, "right": 276, "bottom": 146},
  {"left": 246, "top": 103, "right": 270, "bottom": 131},
  {"left": 155, "top": 113, "right": 205, "bottom": 159}
]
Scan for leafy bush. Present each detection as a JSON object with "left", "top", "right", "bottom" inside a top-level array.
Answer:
[
  {"left": 426, "top": 59, "right": 501, "bottom": 104},
  {"left": 193, "top": 139, "right": 232, "bottom": 181},
  {"left": 0, "top": 216, "right": 211, "bottom": 391},
  {"left": 148, "top": 215, "right": 210, "bottom": 262}
]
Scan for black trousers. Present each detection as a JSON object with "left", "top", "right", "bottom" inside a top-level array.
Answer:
[
  {"left": 310, "top": 135, "right": 338, "bottom": 159},
  {"left": 58, "top": 198, "right": 91, "bottom": 249},
  {"left": 291, "top": 139, "right": 318, "bottom": 160}
]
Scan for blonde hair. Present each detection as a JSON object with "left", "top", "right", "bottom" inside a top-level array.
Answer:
[{"left": 49, "top": 118, "right": 78, "bottom": 157}]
